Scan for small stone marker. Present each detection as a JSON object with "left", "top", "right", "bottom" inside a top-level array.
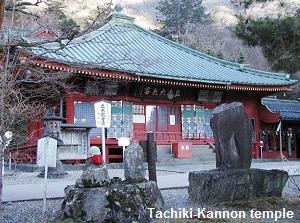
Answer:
[
  {"left": 76, "top": 146, "right": 108, "bottom": 188},
  {"left": 124, "top": 142, "right": 146, "bottom": 182},
  {"left": 210, "top": 102, "right": 252, "bottom": 169}
]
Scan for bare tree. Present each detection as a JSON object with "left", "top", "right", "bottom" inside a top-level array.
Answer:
[
  {"left": 0, "top": 1, "right": 131, "bottom": 209},
  {"left": 0, "top": 0, "right": 77, "bottom": 207},
  {"left": 0, "top": 0, "right": 43, "bottom": 30},
  {"left": 0, "top": 43, "right": 75, "bottom": 207}
]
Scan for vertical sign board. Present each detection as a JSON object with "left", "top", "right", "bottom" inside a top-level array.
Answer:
[
  {"left": 94, "top": 101, "right": 111, "bottom": 128},
  {"left": 37, "top": 136, "right": 57, "bottom": 167},
  {"left": 94, "top": 101, "right": 111, "bottom": 163}
]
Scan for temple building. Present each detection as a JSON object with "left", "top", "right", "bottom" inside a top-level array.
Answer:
[
  {"left": 21, "top": 7, "right": 298, "bottom": 163},
  {"left": 258, "top": 97, "right": 300, "bottom": 159}
]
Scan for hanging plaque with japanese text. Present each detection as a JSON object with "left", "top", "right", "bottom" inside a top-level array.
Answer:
[
  {"left": 197, "top": 90, "right": 223, "bottom": 103},
  {"left": 135, "top": 85, "right": 184, "bottom": 100}
]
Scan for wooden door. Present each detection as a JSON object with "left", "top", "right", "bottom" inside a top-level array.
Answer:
[{"left": 133, "top": 104, "right": 181, "bottom": 141}]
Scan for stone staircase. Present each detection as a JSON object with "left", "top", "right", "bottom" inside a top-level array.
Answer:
[
  {"left": 156, "top": 145, "right": 174, "bottom": 161},
  {"left": 156, "top": 144, "right": 216, "bottom": 165}
]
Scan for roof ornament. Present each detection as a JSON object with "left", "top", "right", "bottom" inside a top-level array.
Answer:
[
  {"left": 115, "top": 3, "right": 123, "bottom": 13},
  {"left": 238, "top": 64, "right": 245, "bottom": 71},
  {"left": 109, "top": 3, "right": 135, "bottom": 24}
]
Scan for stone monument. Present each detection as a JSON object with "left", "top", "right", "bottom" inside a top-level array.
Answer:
[
  {"left": 188, "top": 102, "right": 289, "bottom": 204},
  {"left": 124, "top": 142, "right": 146, "bottom": 182},
  {"left": 210, "top": 102, "right": 252, "bottom": 169},
  {"left": 56, "top": 142, "right": 163, "bottom": 223}
]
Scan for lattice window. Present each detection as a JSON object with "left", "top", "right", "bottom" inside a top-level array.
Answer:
[
  {"left": 74, "top": 101, "right": 101, "bottom": 136},
  {"left": 133, "top": 105, "right": 144, "bottom": 115},
  {"left": 74, "top": 101, "right": 133, "bottom": 138},
  {"left": 181, "top": 105, "right": 213, "bottom": 139}
]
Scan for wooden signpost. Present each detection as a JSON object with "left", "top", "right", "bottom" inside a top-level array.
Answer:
[{"left": 94, "top": 101, "right": 111, "bottom": 164}]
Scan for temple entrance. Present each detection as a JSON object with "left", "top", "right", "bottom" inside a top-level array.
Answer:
[
  {"left": 132, "top": 104, "right": 181, "bottom": 141},
  {"left": 145, "top": 105, "right": 181, "bottom": 141}
]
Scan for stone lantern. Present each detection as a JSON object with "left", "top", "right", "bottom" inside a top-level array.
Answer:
[{"left": 43, "top": 107, "right": 63, "bottom": 140}]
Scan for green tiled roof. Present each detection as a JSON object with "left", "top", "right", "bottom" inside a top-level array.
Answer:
[{"left": 27, "top": 11, "right": 297, "bottom": 87}]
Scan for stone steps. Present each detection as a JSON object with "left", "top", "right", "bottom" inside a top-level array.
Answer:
[
  {"left": 156, "top": 156, "right": 215, "bottom": 166},
  {"left": 155, "top": 144, "right": 215, "bottom": 165},
  {"left": 192, "top": 145, "right": 213, "bottom": 157}
]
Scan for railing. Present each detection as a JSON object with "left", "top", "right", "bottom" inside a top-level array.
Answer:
[
  {"left": 8, "top": 144, "right": 37, "bottom": 164},
  {"left": 133, "top": 131, "right": 210, "bottom": 142}
]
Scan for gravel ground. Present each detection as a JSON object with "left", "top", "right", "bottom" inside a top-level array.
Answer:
[
  {"left": 3, "top": 168, "right": 175, "bottom": 185},
  {"left": 1, "top": 177, "right": 299, "bottom": 223},
  {"left": 3, "top": 170, "right": 83, "bottom": 185},
  {"left": 1, "top": 163, "right": 299, "bottom": 223},
  {"left": 1, "top": 199, "right": 62, "bottom": 223}
]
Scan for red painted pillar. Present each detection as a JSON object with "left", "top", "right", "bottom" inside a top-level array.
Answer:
[
  {"left": 65, "top": 96, "right": 75, "bottom": 124},
  {"left": 254, "top": 102, "right": 260, "bottom": 142},
  {"left": 27, "top": 119, "right": 44, "bottom": 145}
]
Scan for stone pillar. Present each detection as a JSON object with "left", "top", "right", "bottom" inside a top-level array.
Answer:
[
  {"left": 124, "top": 142, "right": 146, "bottom": 183},
  {"left": 210, "top": 102, "right": 252, "bottom": 169}
]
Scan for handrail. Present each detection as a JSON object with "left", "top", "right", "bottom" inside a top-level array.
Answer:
[
  {"left": 9, "top": 143, "right": 37, "bottom": 151},
  {"left": 133, "top": 131, "right": 208, "bottom": 141}
]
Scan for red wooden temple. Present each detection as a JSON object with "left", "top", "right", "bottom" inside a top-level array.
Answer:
[{"left": 18, "top": 7, "right": 298, "bottom": 163}]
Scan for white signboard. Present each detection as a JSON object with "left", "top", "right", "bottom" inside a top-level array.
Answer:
[
  {"left": 169, "top": 115, "right": 176, "bottom": 125},
  {"left": 133, "top": 114, "right": 145, "bottom": 123},
  {"left": 118, "top": 136, "right": 130, "bottom": 147},
  {"left": 37, "top": 136, "right": 57, "bottom": 167},
  {"left": 94, "top": 101, "right": 111, "bottom": 128}
]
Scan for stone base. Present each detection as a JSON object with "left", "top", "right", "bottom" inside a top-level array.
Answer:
[
  {"left": 188, "top": 168, "right": 288, "bottom": 204},
  {"left": 75, "top": 165, "right": 109, "bottom": 188},
  {"left": 37, "top": 161, "right": 68, "bottom": 179},
  {"left": 56, "top": 179, "right": 164, "bottom": 223}
]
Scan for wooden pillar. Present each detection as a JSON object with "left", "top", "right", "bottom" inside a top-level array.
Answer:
[
  {"left": 147, "top": 132, "right": 157, "bottom": 182},
  {"left": 65, "top": 96, "right": 74, "bottom": 124}
]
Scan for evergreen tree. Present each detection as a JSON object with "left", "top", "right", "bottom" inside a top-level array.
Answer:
[
  {"left": 83, "top": 2, "right": 113, "bottom": 30},
  {"left": 235, "top": 14, "right": 300, "bottom": 74},
  {"left": 46, "top": 0, "right": 80, "bottom": 37},
  {"left": 156, "top": 0, "right": 210, "bottom": 43},
  {"left": 231, "top": 0, "right": 272, "bottom": 9}
]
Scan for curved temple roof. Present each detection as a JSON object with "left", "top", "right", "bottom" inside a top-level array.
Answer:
[
  {"left": 262, "top": 97, "right": 300, "bottom": 120},
  {"left": 27, "top": 10, "right": 297, "bottom": 87}
]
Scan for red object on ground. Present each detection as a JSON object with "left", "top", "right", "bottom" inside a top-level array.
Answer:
[
  {"left": 172, "top": 142, "right": 193, "bottom": 158},
  {"left": 90, "top": 155, "right": 104, "bottom": 165}
]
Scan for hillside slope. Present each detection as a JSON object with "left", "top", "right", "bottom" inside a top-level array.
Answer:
[{"left": 61, "top": 0, "right": 300, "bottom": 28}]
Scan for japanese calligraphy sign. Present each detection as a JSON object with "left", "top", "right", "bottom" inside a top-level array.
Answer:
[
  {"left": 94, "top": 100, "right": 111, "bottom": 128},
  {"left": 197, "top": 90, "right": 223, "bottom": 103},
  {"left": 136, "top": 85, "right": 183, "bottom": 100}
]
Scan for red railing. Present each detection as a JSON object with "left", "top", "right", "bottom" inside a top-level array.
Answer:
[
  {"left": 9, "top": 144, "right": 37, "bottom": 164},
  {"left": 133, "top": 131, "right": 210, "bottom": 143}
]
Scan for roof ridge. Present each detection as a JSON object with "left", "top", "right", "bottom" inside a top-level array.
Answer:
[
  {"left": 127, "top": 23, "right": 291, "bottom": 81},
  {"left": 27, "top": 11, "right": 296, "bottom": 87},
  {"left": 36, "top": 15, "right": 293, "bottom": 82}
]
